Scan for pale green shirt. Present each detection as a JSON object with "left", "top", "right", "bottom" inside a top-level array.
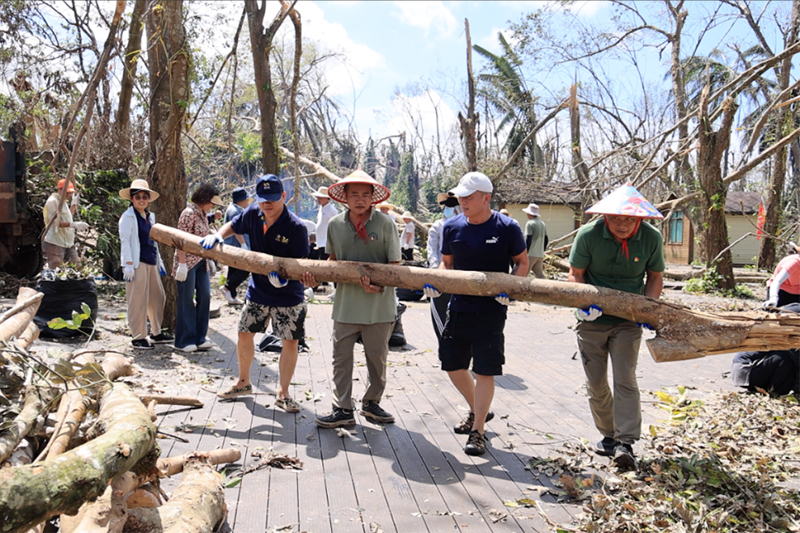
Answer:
[
  {"left": 326, "top": 208, "right": 401, "bottom": 324},
  {"left": 525, "top": 217, "right": 546, "bottom": 258}
]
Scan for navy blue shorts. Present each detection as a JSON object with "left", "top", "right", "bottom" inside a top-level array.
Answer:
[{"left": 439, "top": 310, "right": 506, "bottom": 376}]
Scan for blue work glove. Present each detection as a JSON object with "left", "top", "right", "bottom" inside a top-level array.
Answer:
[
  {"left": 637, "top": 322, "right": 655, "bottom": 330},
  {"left": 268, "top": 272, "right": 288, "bottom": 288},
  {"left": 422, "top": 284, "right": 441, "bottom": 298},
  {"left": 576, "top": 305, "right": 603, "bottom": 321},
  {"left": 200, "top": 233, "right": 223, "bottom": 249},
  {"left": 122, "top": 266, "right": 135, "bottom": 282},
  {"left": 495, "top": 292, "right": 511, "bottom": 306}
]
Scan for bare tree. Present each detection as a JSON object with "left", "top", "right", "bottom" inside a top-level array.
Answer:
[
  {"left": 115, "top": 0, "right": 147, "bottom": 136},
  {"left": 244, "top": 0, "right": 295, "bottom": 174},
  {"left": 146, "top": 0, "right": 190, "bottom": 329}
]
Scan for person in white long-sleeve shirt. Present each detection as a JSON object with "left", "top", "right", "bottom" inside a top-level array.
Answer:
[
  {"left": 312, "top": 186, "right": 338, "bottom": 260},
  {"left": 426, "top": 193, "right": 460, "bottom": 341}
]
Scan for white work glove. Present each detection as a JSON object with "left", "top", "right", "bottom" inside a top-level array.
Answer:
[
  {"left": 763, "top": 296, "right": 779, "bottom": 308},
  {"left": 70, "top": 192, "right": 80, "bottom": 208},
  {"left": 70, "top": 221, "right": 89, "bottom": 232},
  {"left": 576, "top": 305, "right": 603, "bottom": 321},
  {"left": 208, "top": 260, "right": 217, "bottom": 277},
  {"left": 268, "top": 272, "right": 288, "bottom": 288},
  {"left": 422, "top": 283, "right": 441, "bottom": 298},
  {"left": 240, "top": 241, "right": 250, "bottom": 252},
  {"left": 123, "top": 266, "right": 135, "bottom": 282},
  {"left": 790, "top": 241, "right": 798, "bottom": 251},
  {"left": 200, "top": 233, "right": 223, "bottom": 250},
  {"left": 175, "top": 263, "right": 188, "bottom": 282},
  {"left": 495, "top": 292, "right": 511, "bottom": 306}
]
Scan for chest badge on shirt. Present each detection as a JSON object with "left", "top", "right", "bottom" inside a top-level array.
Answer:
[
  {"left": 634, "top": 257, "right": 640, "bottom": 262},
  {"left": 275, "top": 234, "right": 289, "bottom": 244},
  {"left": 486, "top": 236, "right": 499, "bottom": 244},
  {"left": 369, "top": 232, "right": 378, "bottom": 241}
]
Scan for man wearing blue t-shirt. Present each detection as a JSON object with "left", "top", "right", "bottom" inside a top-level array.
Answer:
[
  {"left": 200, "top": 175, "right": 309, "bottom": 413},
  {"left": 423, "top": 172, "right": 528, "bottom": 456}
]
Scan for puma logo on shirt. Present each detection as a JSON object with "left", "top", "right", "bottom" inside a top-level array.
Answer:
[{"left": 485, "top": 236, "right": 499, "bottom": 244}]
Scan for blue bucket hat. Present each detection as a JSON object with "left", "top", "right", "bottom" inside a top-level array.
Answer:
[{"left": 231, "top": 187, "right": 248, "bottom": 203}]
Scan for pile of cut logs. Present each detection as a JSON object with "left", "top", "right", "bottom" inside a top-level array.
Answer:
[{"left": 0, "top": 287, "right": 238, "bottom": 533}]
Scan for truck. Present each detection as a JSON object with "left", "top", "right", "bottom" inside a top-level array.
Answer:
[{"left": 0, "top": 127, "right": 43, "bottom": 277}]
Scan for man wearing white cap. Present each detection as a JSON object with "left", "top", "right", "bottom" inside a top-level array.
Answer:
[
  {"left": 568, "top": 183, "right": 664, "bottom": 471},
  {"left": 400, "top": 211, "right": 415, "bottom": 261},
  {"left": 303, "top": 170, "right": 401, "bottom": 428},
  {"left": 423, "top": 171, "right": 528, "bottom": 456},
  {"left": 312, "top": 186, "right": 337, "bottom": 260},
  {"left": 522, "top": 203, "right": 547, "bottom": 279}
]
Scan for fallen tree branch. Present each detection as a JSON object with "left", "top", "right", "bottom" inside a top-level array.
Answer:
[
  {"left": 138, "top": 395, "right": 203, "bottom": 408},
  {"left": 0, "top": 383, "right": 156, "bottom": 532},
  {"left": 0, "top": 287, "right": 43, "bottom": 343},
  {"left": 151, "top": 224, "right": 786, "bottom": 362}
]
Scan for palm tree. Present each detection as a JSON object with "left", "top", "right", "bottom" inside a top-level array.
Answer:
[{"left": 473, "top": 33, "right": 543, "bottom": 167}]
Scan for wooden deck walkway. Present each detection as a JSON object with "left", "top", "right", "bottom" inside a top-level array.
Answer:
[{"left": 138, "top": 296, "right": 739, "bottom": 533}]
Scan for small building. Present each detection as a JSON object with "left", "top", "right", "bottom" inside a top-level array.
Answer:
[
  {"left": 660, "top": 191, "right": 762, "bottom": 266},
  {"left": 494, "top": 179, "right": 582, "bottom": 246}
]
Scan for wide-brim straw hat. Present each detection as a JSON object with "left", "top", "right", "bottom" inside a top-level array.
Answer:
[
  {"left": 311, "top": 186, "right": 330, "bottom": 199},
  {"left": 328, "top": 170, "right": 390, "bottom": 205},
  {"left": 522, "top": 203, "right": 540, "bottom": 217},
  {"left": 586, "top": 183, "right": 663, "bottom": 219},
  {"left": 436, "top": 192, "right": 450, "bottom": 204},
  {"left": 120, "top": 179, "right": 160, "bottom": 202},
  {"left": 376, "top": 202, "right": 397, "bottom": 211},
  {"left": 401, "top": 211, "right": 413, "bottom": 219}
]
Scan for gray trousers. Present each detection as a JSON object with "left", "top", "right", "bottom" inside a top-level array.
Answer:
[
  {"left": 331, "top": 321, "right": 394, "bottom": 410},
  {"left": 576, "top": 321, "right": 643, "bottom": 444},
  {"left": 526, "top": 256, "right": 545, "bottom": 279}
]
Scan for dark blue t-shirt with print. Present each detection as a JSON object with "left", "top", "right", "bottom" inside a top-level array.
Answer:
[
  {"left": 230, "top": 203, "right": 309, "bottom": 307},
  {"left": 441, "top": 211, "right": 527, "bottom": 312},
  {"left": 136, "top": 210, "right": 158, "bottom": 266}
]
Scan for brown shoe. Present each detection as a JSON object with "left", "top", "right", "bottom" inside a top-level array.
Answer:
[{"left": 454, "top": 411, "right": 495, "bottom": 434}]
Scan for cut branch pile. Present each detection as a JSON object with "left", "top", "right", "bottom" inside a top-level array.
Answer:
[
  {"left": 0, "top": 287, "right": 238, "bottom": 533},
  {"left": 153, "top": 223, "right": 799, "bottom": 362}
]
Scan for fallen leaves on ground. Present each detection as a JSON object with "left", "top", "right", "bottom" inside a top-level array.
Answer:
[{"left": 560, "top": 389, "right": 800, "bottom": 532}]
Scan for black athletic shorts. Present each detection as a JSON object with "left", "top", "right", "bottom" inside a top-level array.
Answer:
[{"left": 439, "top": 309, "right": 506, "bottom": 376}]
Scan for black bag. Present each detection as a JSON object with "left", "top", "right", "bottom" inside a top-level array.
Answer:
[
  {"left": 258, "top": 332, "right": 309, "bottom": 352},
  {"left": 33, "top": 279, "right": 98, "bottom": 338}
]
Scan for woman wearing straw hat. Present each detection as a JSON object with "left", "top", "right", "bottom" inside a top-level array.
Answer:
[
  {"left": 172, "top": 182, "right": 226, "bottom": 353},
  {"left": 118, "top": 179, "right": 173, "bottom": 350},
  {"left": 302, "top": 170, "right": 401, "bottom": 428},
  {"left": 568, "top": 183, "right": 665, "bottom": 471}
]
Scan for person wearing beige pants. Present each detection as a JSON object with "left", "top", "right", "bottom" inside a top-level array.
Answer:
[{"left": 126, "top": 263, "right": 166, "bottom": 343}]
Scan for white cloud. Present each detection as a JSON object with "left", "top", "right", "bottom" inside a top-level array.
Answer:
[
  {"left": 477, "top": 27, "right": 516, "bottom": 53},
  {"left": 385, "top": 89, "right": 458, "bottom": 148},
  {"left": 300, "top": 2, "right": 386, "bottom": 96},
  {"left": 391, "top": 1, "right": 458, "bottom": 39},
  {"left": 499, "top": 0, "right": 608, "bottom": 18}
]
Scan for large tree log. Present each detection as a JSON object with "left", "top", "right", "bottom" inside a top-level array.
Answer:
[
  {"left": 0, "top": 383, "right": 156, "bottom": 532},
  {"left": 60, "top": 449, "right": 240, "bottom": 533},
  {"left": 0, "top": 287, "right": 43, "bottom": 343},
  {"left": 124, "top": 456, "right": 226, "bottom": 533},
  {"left": 0, "top": 388, "right": 43, "bottom": 465},
  {"left": 152, "top": 224, "right": 791, "bottom": 362}
]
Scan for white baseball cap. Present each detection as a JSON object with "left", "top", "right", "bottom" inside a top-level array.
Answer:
[{"left": 449, "top": 171, "right": 493, "bottom": 197}]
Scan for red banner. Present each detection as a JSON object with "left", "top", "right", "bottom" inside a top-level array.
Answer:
[{"left": 756, "top": 199, "right": 766, "bottom": 240}]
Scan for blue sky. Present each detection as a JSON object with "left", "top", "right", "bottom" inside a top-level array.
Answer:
[{"left": 294, "top": 1, "right": 608, "bottom": 141}]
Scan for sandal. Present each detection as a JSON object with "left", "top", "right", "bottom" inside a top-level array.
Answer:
[
  {"left": 276, "top": 397, "right": 301, "bottom": 413},
  {"left": 217, "top": 383, "right": 252, "bottom": 400}
]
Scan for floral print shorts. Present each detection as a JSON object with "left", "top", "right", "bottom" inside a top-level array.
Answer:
[{"left": 238, "top": 300, "right": 306, "bottom": 340}]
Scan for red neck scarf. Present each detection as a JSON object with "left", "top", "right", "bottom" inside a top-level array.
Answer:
[
  {"left": 352, "top": 210, "right": 370, "bottom": 244},
  {"left": 604, "top": 216, "right": 642, "bottom": 260}
]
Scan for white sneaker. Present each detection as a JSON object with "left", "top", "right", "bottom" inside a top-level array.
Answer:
[
  {"left": 221, "top": 287, "right": 238, "bottom": 305},
  {"left": 197, "top": 341, "right": 214, "bottom": 351},
  {"left": 232, "top": 297, "right": 244, "bottom": 305},
  {"left": 176, "top": 344, "right": 197, "bottom": 353}
]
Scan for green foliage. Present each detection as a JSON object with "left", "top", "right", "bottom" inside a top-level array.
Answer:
[
  {"left": 77, "top": 169, "right": 130, "bottom": 276},
  {"left": 391, "top": 152, "right": 416, "bottom": 212},
  {"left": 47, "top": 302, "right": 93, "bottom": 333},
  {"left": 683, "top": 266, "right": 754, "bottom": 299}
]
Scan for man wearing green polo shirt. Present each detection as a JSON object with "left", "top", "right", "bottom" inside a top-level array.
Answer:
[
  {"left": 303, "top": 170, "right": 401, "bottom": 428},
  {"left": 568, "top": 183, "right": 664, "bottom": 471}
]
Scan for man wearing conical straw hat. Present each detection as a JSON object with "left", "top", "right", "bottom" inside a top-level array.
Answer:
[
  {"left": 303, "top": 170, "right": 401, "bottom": 428},
  {"left": 568, "top": 183, "right": 665, "bottom": 471}
]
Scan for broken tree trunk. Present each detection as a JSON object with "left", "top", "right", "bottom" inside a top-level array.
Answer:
[
  {"left": 124, "top": 456, "right": 227, "bottom": 533},
  {"left": 138, "top": 395, "right": 203, "bottom": 408},
  {"left": 0, "top": 287, "right": 43, "bottom": 343},
  {"left": 0, "top": 383, "right": 156, "bottom": 532},
  {"left": 152, "top": 224, "right": 788, "bottom": 362}
]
